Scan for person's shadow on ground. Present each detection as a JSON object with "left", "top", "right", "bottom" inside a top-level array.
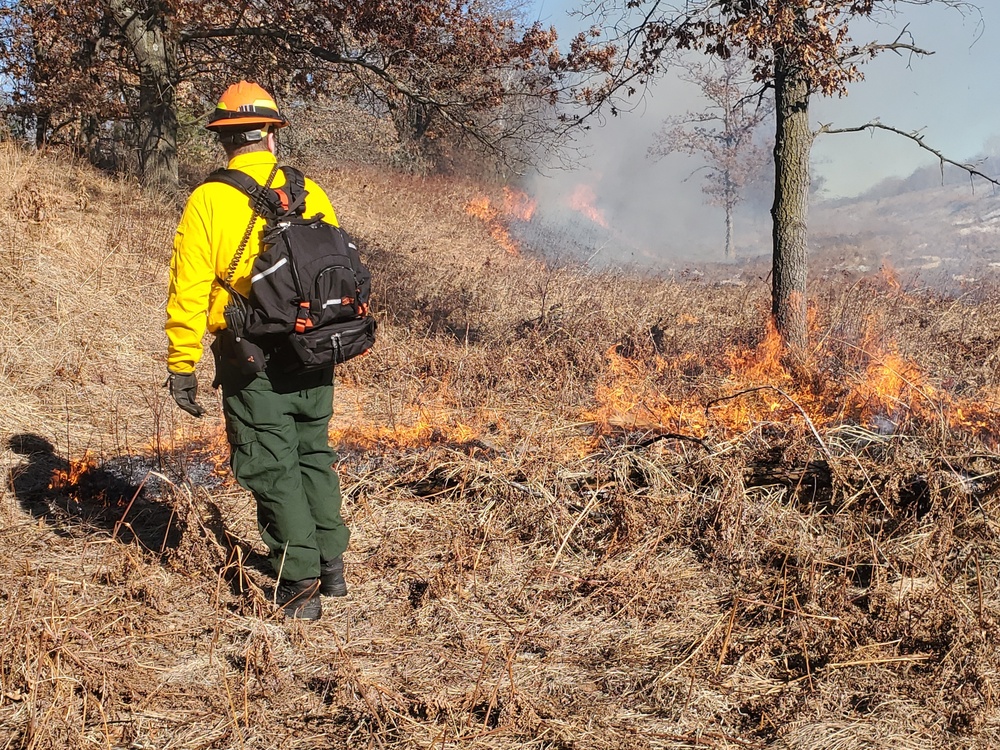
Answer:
[
  {"left": 8, "top": 433, "right": 184, "bottom": 553},
  {"left": 7, "top": 433, "right": 274, "bottom": 603}
]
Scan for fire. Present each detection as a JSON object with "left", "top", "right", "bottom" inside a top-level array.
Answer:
[
  {"left": 49, "top": 450, "right": 98, "bottom": 496},
  {"left": 584, "top": 345, "right": 710, "bottom": 435},
  {"left": 502, "top": 186, "right": 536, "bottom": 222},
  {"left": 724, "top": 323, "right": 787, "bottom": 385},
  {"left": 329, "top": 384, "right": 491, "bottom": 450},
  {"left": 331, "top": 408, "right": 478, "bottom": 449},
  {"left": 567, "top": 184, "right": 609, "bottom": 229},
  {"left": 145, "top": 422, "right": 232, "bottom": 481},
  {"left": 464, "top": 187, "right": 535, "bottom": 256},
  {"left": 852, "top": 350, "right": 925, "bottom": 423},
  {"left": 585, "top": 312, "right": 1000, "bottom": 442},
  {"left": 880, "top": 261, "right": 902, "bottom": 293}
]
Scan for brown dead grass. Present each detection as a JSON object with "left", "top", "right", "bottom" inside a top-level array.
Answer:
[{"left": 3, "top": 143, "right": 1000, "bottom": 749}]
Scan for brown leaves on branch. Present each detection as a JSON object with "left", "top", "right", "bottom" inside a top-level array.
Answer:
[
  {"left": 1, "top": 0, "right": 616, "bottom": 173},
  {"left": 585, "top": 0, "right": 979, "bottom": 103}
]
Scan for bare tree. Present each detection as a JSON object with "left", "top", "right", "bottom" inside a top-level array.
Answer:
[{"left": 649, "top": 54, "right": 771, "bottom": 259}]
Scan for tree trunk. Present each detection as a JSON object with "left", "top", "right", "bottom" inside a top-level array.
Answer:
[
  {"left": 138, "top": 58, "right": 179, "bottom": 190},
  {"left": 770, "top": 50, "right": 812, "bottom": 354},
  {"left": 724, "top": 201, "right": 734, "bottom": 259},
  {"left": 104, "top": 0, "right": 179, "bottom": 190},
  {"left": 34, "top": 112, "right": 50, "bottom": 149},
  {"left": 389, "top": 95, "right": 439, "bottom": 170}
]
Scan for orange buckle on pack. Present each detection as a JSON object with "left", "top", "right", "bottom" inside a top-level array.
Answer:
[
  {"left": 275, "top": 188, "right": 290, "bottom": 212},
  {"left": 294, "top": 301, "right": 313, "bottom": 334}
]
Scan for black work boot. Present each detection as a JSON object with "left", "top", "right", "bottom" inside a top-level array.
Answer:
[
  {"left": 319, "top": 556, "right": 347, "bottom": 597},
  {"left": 275, "top": 578, "right": 322, "bottom": 620}
]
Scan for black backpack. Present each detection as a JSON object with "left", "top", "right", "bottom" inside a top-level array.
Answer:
[{"left": 205, "top": 165, "right": 376, "bottom": 371}]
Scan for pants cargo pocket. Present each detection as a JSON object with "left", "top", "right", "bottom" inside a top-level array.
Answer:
[
  {"left": 225, "top": 416, "right": 256, "bottom": 450},
  {"left": 225, "top": 414, "right": 262, "bottom": 490}
]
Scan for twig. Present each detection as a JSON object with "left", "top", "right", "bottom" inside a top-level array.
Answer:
[
  {"left": 740, "top": 597, "right": 840, "bottom": 622},
  {"left": 649, "top": 730, "right": 756, "bottom": 748},
  {"left": 760, "top": 652, "right": 935, "bottom": 695},
  {"left": 848, "top": 24, "right": 934, "bottom": 64},
  {"left": 548, "top": 488, "right": 603, "bottom": 574},
  {"left": 974, "top": 554, "right": 985, "bottom": 629},
  {"left": 823, "top": 653, "right": 933, "bottom": 669},
  {"left": 705, "top": 386, "right": 833, "bottom": 462},
  {"left": 111, "top": 472, "right": 149, "bottom": 542},
  {"left": 628, "top": 432, "right": 709, "bottom": 450},
  {"left": 716, "top": 600, "right": 740, "bottom": 675},
  {"left": 662, "top": 611, "right": 729, "bottom": 680}
]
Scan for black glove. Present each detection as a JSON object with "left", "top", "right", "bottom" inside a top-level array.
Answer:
[{"left": 167, "top": 371, "right": 205, "bottom": 418}]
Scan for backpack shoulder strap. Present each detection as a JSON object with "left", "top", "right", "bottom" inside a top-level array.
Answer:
[
  {"left": 281, "top": 166, "right": 306, "bottom": 194},
  {"left": 275, "top": 166, "right": 308, "bottom": 216},
  {"left": 203, "top": 168, "right": 283, "bottom": 216},
  {"left": 203, "top": 168, "right": 266, "bottom": 199},
  {"left": 206, "top": 163, "right": 280, "bottom": 288}
]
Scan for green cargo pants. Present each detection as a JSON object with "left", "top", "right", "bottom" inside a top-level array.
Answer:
[{"left": 217, "top": 363, "right": 350, "bottom": 583}]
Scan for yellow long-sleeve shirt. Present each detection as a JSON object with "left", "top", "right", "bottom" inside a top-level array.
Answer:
[{"left": 165, "top": 151, "right": 339, "bottom": 374}]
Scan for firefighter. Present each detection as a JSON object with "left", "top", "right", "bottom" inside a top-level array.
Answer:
[{"left": 165, "top": 81, "right": 349, "bottom": 620}]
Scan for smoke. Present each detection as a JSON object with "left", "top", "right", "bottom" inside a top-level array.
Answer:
[
  {"left": 516, "top": 1, "right": 999, "bottom": 270},
  {"left": 520, "top": 71, "right": 755, "bottom": 268}
]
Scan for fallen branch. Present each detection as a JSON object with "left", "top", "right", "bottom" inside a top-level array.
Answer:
[{"left": 629, "top": 432, "right": 710, "bottom": 450}]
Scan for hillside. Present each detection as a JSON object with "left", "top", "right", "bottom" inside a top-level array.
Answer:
[
  {"left": 809, "top": 177, "right": 1000, "bottom": 295},
  {"left": 3, "top": 144, "right": 1000, "bottom": 749}
]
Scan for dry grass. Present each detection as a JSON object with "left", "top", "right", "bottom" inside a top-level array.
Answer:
[{"left": 3, "top": 142, "right": 1000, "bottom": 749}]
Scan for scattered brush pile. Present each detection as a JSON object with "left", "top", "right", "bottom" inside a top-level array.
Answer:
[{"left": 2, "top": 143, "right": 1000, "bottom": 749}]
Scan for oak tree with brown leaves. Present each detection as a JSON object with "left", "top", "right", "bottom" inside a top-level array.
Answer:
[
  {"left": 581, "top": 0, "right": 991, "bottom": 353},
  {"left": 649, "top": 54, "right": 771, "bottom": 259},
  {"left": 0, "top": 0, "right": 607, "bottom": 189}
]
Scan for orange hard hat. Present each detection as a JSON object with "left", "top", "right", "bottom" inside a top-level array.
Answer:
[{"left": 206, "top": 81, "right": 288, "bottom": 131}]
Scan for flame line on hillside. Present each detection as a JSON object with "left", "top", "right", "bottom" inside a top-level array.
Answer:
[
  {"left": 464, "top": 187, "right": 536, "bottom": 256},
  {"left": 585, "top": 303, "right": 1000, "bottom": 443}
]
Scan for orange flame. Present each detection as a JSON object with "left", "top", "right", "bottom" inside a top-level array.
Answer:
[
  {"left": 502, "top": 187, "right": 536, "bottom": 222},
  {"left": 49, "top": 450, "right": 98, "bottom": 494},
  {"left": 464, "top": 187, "right": 535, "bottom": 256},
  {"left": 583, "top": 344, "right": 710, "bottom": 435},
  {"left": 880, "top": 261, "right": 902, "bottom": 293},
  {"left": 567, "top": 184, "right": 609, "bottom": 229},
  {"left": 331, "top": 408, "right": 478, "bottom": 449},
  {"left": 853, "top": 350, "right": 924, "bottom": 420},
  {"left": 584, "top": 311, "right": 1000, "bottom": 442}
]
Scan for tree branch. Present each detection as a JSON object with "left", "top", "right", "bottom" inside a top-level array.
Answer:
[
  {"left": 847, "top": 25, "right": 934, "bottom": 63},
  {"left": 178, "top": 25, "right": 504, "bottom": 154},
  {"left": 816, "top": 120, "right": 1000, "bottom": 188},
  {"left": 181, "top": 26, "right": 421, "bottom": 101}
]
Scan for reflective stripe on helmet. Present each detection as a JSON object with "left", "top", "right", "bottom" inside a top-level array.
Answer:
[{"left": 206, "top": 81, "right": 288, "bottom": 131}]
